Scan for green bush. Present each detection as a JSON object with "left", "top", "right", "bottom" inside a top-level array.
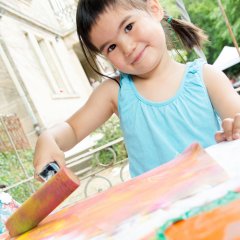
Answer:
[
  {"left": 92, "top": 115, "right": 127, "bottom": 167},
  {"left": 0, "top": 150, "right": 41, "bottom": 203},
  {"left": 0, "top": 116, "right": 128, "bottom": 203}
]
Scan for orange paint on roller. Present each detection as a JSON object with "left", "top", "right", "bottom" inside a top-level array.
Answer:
[{"left": 5, "top": 167, "right": 80, "bottom": 237}]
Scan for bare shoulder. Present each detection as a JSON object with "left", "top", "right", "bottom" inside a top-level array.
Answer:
[
  {"left": 202, "top": 64, "right": 229, "bottom": 86},
  {"left": 202, "top": 63, "right": 237, "bottom": 95},
  {"left": 91, "top": 78, "right": 120, "bottom": 114},
  {"left": 97, "top": 78, "right": 120, "bottom": 91},
  {"left": 202, "top": 63, "right": 240, "bottom": 119}
]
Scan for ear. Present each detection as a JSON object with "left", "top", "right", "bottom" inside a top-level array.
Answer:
[{"left": 146, "top": 0, "right": 164, "bottom": 21}]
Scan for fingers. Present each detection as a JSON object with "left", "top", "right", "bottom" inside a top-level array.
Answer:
[
  {"left": 53, "top": 153, "right": 66, "bottom": 168},
  {"left": 33, "top": 156, "right": 49, "bottom": 178},
  {"left": 34, "top": 171, "right": 44, "bottom": 183},
  {"left": 33, "top": 152, "right": 65, "bottom": 182},
  {"left": 233, "top": 113, "right": 240, "bottom": 139},
  {"left": 215, "top": 114, "right": 240, "bottom": 143},
  {"left": 215, "top": 131, "right": 225, "bottom": 143},
  {"left": 222, "top": 118, "right": 234, "bottom": 141}
]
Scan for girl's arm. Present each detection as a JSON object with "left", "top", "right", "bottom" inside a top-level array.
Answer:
[
  {"left": 203, "top": 64, "right": 240, "bottom": 142},
  {"left": 33, "top": 79, "right": 119, "bottom": 178}
]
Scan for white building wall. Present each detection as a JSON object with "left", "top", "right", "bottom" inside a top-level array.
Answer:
[
  {"left": 0, "top": 0, "right": 93, "bottom": 148},
  {"left": 0, "top": 0, "right": 60, "bottom": 30}
]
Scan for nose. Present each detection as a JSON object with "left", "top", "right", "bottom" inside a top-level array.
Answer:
[{"left": 119, "top": 36, "right": 136, "bottom": 57}]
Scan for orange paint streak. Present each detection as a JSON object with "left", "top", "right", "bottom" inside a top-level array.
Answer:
[
  {"left": 165, "top": 198, "right": 240, "bottom": 240},
  {"left": 4, "top": 143, "right": 228, "bottom": 239}
]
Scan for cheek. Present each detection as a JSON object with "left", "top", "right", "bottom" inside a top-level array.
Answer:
[
  {"left": 138, "top": 18, "right": 162, "bottom": 36},
  {"left": 108, "top": 54, "right": 124, "bottom": 69},
  {"left": 112, "top": 62, "right": 126, "bottom": 71},
  {"left": 139, "top": 21, "right": 165, "bottom": 43}
]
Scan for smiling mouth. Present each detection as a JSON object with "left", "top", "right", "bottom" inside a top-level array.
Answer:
[{"left": 132, "top": 46, "right": 147, "bottom": 65}]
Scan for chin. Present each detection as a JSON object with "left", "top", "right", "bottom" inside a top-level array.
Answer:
[
  {"left": 120, "top": 57, "right": 161, "bottom": 76},
  {"left": 137, "top": 60, "right": 160, "bottom": 75}
]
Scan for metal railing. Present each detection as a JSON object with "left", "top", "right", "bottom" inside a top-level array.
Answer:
[
  {"left": 66, "top": 137, "right": 130, "bottom": 198},
  {"left": 0, "top": 136, "right": 130, "bottom": 202},
  {"left": 0, "top": 115, "right": 35, "bottom": 194}
]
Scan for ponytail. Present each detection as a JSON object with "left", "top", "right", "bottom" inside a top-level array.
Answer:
[{"left": 163, "top": 14, "right": 208, "bottom": 50}]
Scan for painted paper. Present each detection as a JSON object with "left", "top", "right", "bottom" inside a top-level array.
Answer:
[
  {"left": 1, "top": 143, "right": 228, "bottom": 239},
  {"left": 161, "top": 191, "right": 240, "bottom": 240}
]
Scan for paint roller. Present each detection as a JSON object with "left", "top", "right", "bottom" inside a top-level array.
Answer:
[{"left": 5, "top": 162, "right": 80, "bottom": 237}]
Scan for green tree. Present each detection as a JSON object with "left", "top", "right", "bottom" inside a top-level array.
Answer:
[
  {"left": 183, "top": 0, "right": 240, "bottom": 67},
  {"left": 161, "top": 0, "right": 180, "bottom": 16}
]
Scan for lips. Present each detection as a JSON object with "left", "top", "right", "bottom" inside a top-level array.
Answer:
[{"left": 131, "top": 46, "right": 147, "bottom": 65}]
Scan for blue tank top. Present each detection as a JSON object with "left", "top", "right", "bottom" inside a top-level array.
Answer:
[{"left": 118, "top": 59, "right": 221, "bottom": 177}]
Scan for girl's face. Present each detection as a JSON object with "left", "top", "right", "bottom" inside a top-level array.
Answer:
[{"left": 89, "top": 1, "right": 167, "bottom": 77}]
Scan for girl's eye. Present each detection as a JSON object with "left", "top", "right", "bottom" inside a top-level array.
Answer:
[
  {"left": 125, "top": 23, "right": 133, "bottom": 33},
  {"left": 107, "top": 44, "right": 116, "bottom": 53}
]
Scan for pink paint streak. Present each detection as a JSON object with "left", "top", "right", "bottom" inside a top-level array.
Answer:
[{"left": 5, "top": 143, "right": 228, "bottom": 239}]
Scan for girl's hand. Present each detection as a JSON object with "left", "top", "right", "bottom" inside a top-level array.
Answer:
[
  {"left": 32, "top": 79, "right": 118, "bottom": 182},
  {"left": 33, "top": 131, "right": 66, "bottom": 182},
  {"left": 215, "top": 113, "right": 240, "bottom": 143}
]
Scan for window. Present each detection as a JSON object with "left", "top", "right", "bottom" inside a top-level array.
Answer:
[
  {"left": 18, "top": 0, "right": 32, "bottom": 5},
  {"left": 26, "top": 32, "right": 77, "bottom": 97},
  {"left": 48, "top": 0, "right": 76, "bottom": 26}
]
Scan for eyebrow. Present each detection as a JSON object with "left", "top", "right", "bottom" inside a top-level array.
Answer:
[{"left": 99, "top": 15, "right": 132, "bottom": 52}]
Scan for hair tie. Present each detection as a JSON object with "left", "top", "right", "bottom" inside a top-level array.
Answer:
[{"left": 167, "top": 16, "right": 173, "bottom": 24}]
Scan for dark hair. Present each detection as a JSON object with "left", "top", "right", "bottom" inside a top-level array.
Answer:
[
  {"left": 76, "top": 0, "right": 207, "bottom": 78},
  {"left": 163, "top": 14, "right": 208, "bottom": 50},
  {"left": 76, "top": 0, "right": 148, "bottom": 53}
]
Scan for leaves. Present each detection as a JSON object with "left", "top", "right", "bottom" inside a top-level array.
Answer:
[
  {"left": 160, "top": 0, "right": 240, "bottom": 76},
  {"left": 0, "top": 150, "right": 40, "bottom": 203},
  {"left": 182, "top": 0, "right": 240, "bottom": 67},
  {"left": 92, "top": 116, "right": 127, "bottom": 166}
]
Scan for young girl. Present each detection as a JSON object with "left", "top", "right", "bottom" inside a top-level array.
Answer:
[{"left": 34, "top": 0, "right": 240, "bottom": 178}]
